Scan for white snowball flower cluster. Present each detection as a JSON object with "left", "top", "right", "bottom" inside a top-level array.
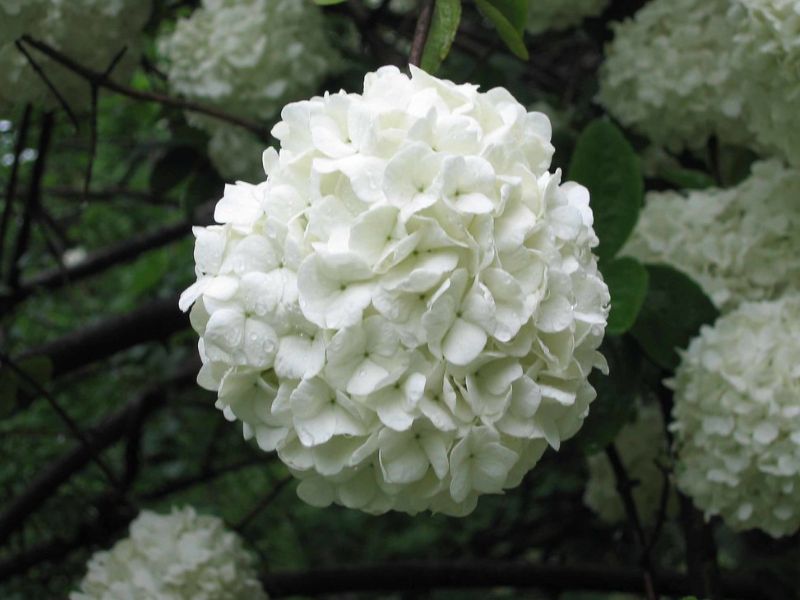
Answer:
[
  {"left": 621, "top": 160, "right": 800, "bottom": 312},
  {"left": 0, "top": 0, "right": 151, "bottom": 111},
  {"left": 670, "top": 296, "right": 800, "bottom": 537},
  {"left": 731, "top": 0, "right": 800, "bottom": 166},
  {"left": 584, "top": 403, "right": 674, "bottom": 525},
  {"left": 598, "top": 0, "right": 747, "bottom": 153},
  {"left": 158, "top": 0, "right": 337, "bottom": 181},
  {"left": 526, "top": 0, "right": 609, "bottom": 35},
  {"left": 180, "top": 66, "right": 609, "bottom": 516},
  {"left": 71, "top": 506, "right": 267, "bottom": 600}
]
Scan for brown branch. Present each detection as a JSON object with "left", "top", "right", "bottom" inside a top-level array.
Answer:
[
  {"left": 606, "top": 444, "right": 658, "bottom": 600},
  {"left": 20, "top": 35, "right": 270, "bottom": 140},
  {"left": 14, "top": 42, "right": 79, "bottom": 130},
  {"left": 5, "top": 201, "right": 213, "bottom": 308},
  {"left": 7, "top": 111, "right": 55, "bottom": 289},
  {"left": 0, "top": 361, "right": 198, "bottom": 544},
  {"left": 16, "top": 295, "right": 188, "bottom": 380},
  {"left": 261, "top": 560, "right": 767, "bottom": 599},
  {"left": 409, "top": 0, "right": 435, "bottom": 67},
  {"left": 0, "top": 104, "right": 32, "bottom": 271}
]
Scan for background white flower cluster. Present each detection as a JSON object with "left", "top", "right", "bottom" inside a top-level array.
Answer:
[
  {"left": 584, "top": 402, "right": 675, "bottom": 525},
  {"left": 0, "top": 0, "right": 152, "bottom": 111},
  {"left": 599, "top": 0, "right": 800, "bottom": 162},
  {"left": 158, "top": 0, "right": 338, "bottom": 181},
  {"left": 526, "top": 0, "right": 610, "bottom": 35},
  {"left": 71, "top": 506, "right": 267, "bottom": 600},
  {"left": 669, "top": 296, "right": 800, "bottom": 538},
  {"left": 621, "top": 160, "right": 800, "bottom": 312},
  {"left": 181, "top": 66, "right": 609, "bottom": 516}
]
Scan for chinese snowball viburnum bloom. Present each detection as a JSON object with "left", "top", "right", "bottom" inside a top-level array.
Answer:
[
  {"left": 670, "top": 296, "right": 800, "bottom": 538},
  {"left": 71, "top": 507, "right": 267, "bottom": 599},
  {"left": 180, "top": 66, "right": 610, "bottom": 516}
]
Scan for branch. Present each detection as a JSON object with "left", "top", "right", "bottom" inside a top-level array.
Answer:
[
  {"left": 0, "top": 105, "right": 32, "bottom": 272},
  {"left": 409, "top": 0, "right": 435, "bottom": 68},
  {"left": 7, "top": 111, "right": 55, "bottom": 289},
  {"left": 261, "top": 560, "right": 767, "bottom": 599},
  {"left": 0, "top": 361, "right": 197, "bottom": 544},
  {"left": 16, "top": 295, "right": 187, "bottom": 379},
  {"left": 20, "top": 36, "right": 270, "bottom": 140},
  {"left": 4, "top": 201, "right": 213, "bottom": 308}
]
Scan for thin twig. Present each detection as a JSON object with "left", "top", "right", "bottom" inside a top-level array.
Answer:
[
  {"left": 0, "top": 352, "right": 123, "bottom": 491},
  {"left": 0, "top": 104, "right": 32, "bottom": 273},
  {"left": 644, "top": 462, "right": 673, "bottom": 555},
  {"left": 234, "top": 476, "right": 292, "bottom": 532},
  {"left": 14, "top": 41, "right": 79, "bottom": 131},
  {"left": 409, "top": 0, "right": 435, "bottom": 67},
  {"left": 605, "top": 444, "right": 659, "bottom": 600},
  {"left": 20, "top": 35, "right": 269, "bottom": 139},
  {"left": 7, "top": 111, "right": 55, "bottom": 289}
]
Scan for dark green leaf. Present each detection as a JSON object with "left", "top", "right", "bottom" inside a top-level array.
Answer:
[
  {"left": 14, "top": 356, "right": 54, "bottom": 395},
  {"left": 0, "top": 368, "right": 17, "bottom": 417},
  {"left": 575, "top": 337, "right": 641, "bottom": 454},
  {"left": 149, "top": 146, "right": 206, "bottom": 198},
  {"left": 631, "top": 264, "right": 719, "bottom": 370},
  {"left": 474, "top": 0, "right": 529, "bottom": 60},
  {"left": 605, "top": 257, "right": 648, "bottom": 335},
  {"left": 420, "top": 0, "right": 462, "bottom": 74},
  {"left": 568, "top": 119, "right": 643, "bottom": 262},
  {"left": 314, "top": 0, "right": 346, "bottom": 5}
]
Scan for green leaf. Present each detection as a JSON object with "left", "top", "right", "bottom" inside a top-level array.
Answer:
[
  {"left": 568, "top": 119, "right": 644, "bottom": 263},
  {"left": 420, "top": 0, "right": 462, "bottom": 74},
  {"left": 0, "top": 368, "right": 17, "bottom": 417},
  {"left": 575, "top": 338, "right": 641, "bottom": 454},
  {"left": 149, "top": 146, "right": 207, "bottom": 198},
  {"left": 605, "top": 257, "right": 648, "bottom": 335},
  {"left": 474, "top": 0, "right": 529, "bottom": 60},
  {"left": 14, "top": 356, "right": 54, "bottom": 395},
  {"left": 313, "top": 0, "right": 346, "bottom": 5},
  {"left": 631, "top": 264, "right": 719, "bottom": 370}
]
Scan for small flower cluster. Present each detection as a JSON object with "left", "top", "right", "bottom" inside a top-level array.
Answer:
[
  {"left": 0, "top": 0, "right": 151, "bottom": 111},
  {"left": 181, "top": 66, "right": 609, "bottom": 516},
  {"left": 158, "top": 0, "right": 337, "bottom": 180},
  {"left": 598, "top": 0, "right": 746, "bottom": 153},
  {"left": 526, "top": 0, "right": 609, "bottom": 35},
  {"left": 584, "top": 403, "right": 674, "bottom": 525},
  {"left": 621, "top": 160, "right": 800, "bottom": 312},
  {"left": 670, "top": 296, "right": 800, "bottom": 537},
  {"left": 731, "top": 0, "right": 800, "bottom": 166},
  {"left": 71, "top": 507, "right": 267, "bottom": 599}
]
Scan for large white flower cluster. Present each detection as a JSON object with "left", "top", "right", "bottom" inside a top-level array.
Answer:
[
  {"left": 0, "top": 0, "right": 151, "bottom": 111},
  {"left": 584, "top": 403, "right": 674, "bottom": 525},
  {"left": 158, "top": 0, "right": 337, "bottom": 180},
  {"left": 598, "top": 0, "right": 747, "bottom": 152},
  {"left": 732, "top": 0, "right": 800, "bottom": 166},
  {"left": 670, "top": 296, "right": 800, "bottom": 537},
  {"left": 181, "top": 66, "right": 609, "bottom": 516},
  {"left": 71, "top": 506, "right": 267, "bottom": 600},
  {"left": 526, "top": 0, "right": 609, "bottom": 35},
  {"left": 621, "top": 160, "right": 800, "bottom": 312}
]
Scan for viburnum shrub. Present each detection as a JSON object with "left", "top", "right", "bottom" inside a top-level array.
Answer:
[{"left": 180, "top": 66, "right": 610, "bottom": 516}]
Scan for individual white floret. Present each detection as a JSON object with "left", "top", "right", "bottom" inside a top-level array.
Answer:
[
  {"left": 71, "top": 506, "right": 267, "bottom": 599},
  {"left": 621, "top": 160, "right": 800, "bottom": 312},
  {"left": 180, "top": 66, "right": 609, "bottom": 516},
  {"left": 670, "top": 296, "right": 800, "bottom": 537}
]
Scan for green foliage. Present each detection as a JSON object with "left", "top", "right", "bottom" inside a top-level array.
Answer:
[
  {"left": 313, "top": 0, "right": 347, "bottom": 5},
  {"left": 421, "top": 0, "right": 462, "bottom": 74},
  {"left": 474, "top": 0, "right": 529, "bottom": 60},
  {"left": 575, "top": 337, "right": 641, "bottom": 454},
  {"left": 568, "top": 119, "right": 644, "bottom": 263},
  {"left": 604, "top": 256, "right": 648, "bottom": 335},
  {"left": 631, "top": 264, "right": 719, "bottom": 370}
]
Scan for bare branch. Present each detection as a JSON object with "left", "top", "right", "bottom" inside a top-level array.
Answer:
[
  {"left": 0, "top": 104, "right": 33, "bottom": 271},
  {"left": 409, "top": 0, "right": 435, "bottom": 68},
  {"left": 14, "top": 42, "right": 79, "bottom": 130},
  {"left": 20, "top": 35, "right": 270, "bottom": 139}
]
